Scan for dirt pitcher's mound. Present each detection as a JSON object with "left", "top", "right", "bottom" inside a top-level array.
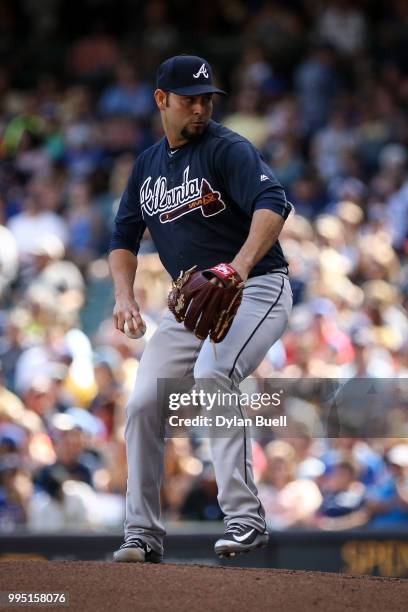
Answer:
[{"left": 0, "top": 561, "right": 407, "bottom": 612}]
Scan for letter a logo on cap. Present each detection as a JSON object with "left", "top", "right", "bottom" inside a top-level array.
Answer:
[{"left": 193, "top": 63, "right": 209, "bottom": 79}]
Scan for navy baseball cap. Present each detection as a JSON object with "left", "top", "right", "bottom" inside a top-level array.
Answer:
[{"left": 156, "top": 55, "right": 226, "bottom": 96}]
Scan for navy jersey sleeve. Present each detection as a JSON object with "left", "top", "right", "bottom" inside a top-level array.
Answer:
[
  {"left": 108, "top": 163, "right": 146, "bottom": 256},
  {"left": 218, "top": 141, "right": 292, "bottom": 219}
]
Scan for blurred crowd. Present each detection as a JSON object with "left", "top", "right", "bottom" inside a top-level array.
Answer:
[{"left": 0, "top": 0, "right": 408, "bottom": 533}]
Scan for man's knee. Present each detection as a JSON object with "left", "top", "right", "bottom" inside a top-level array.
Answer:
[
  {"left": 193, "top": 358, "right": 231, "bottom": 385},
  {"left": 125, "top": 383, "right": 159, "bottom": 421}
]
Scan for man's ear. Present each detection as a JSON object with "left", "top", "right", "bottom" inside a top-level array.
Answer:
[{"left": 154, "top": 89, "right": 167, "bottom": 111}]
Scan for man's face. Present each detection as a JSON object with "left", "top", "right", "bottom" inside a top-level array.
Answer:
[{"left": 155, "top": 90, "right": 213, "bottom": 143}]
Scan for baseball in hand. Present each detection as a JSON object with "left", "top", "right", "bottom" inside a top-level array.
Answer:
[{"left": 124, "top": 318, "right": 146, "bottom": 339}]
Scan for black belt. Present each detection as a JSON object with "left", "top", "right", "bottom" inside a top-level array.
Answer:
[{"left": 248, "top": 266, "right": 289, "bottom": 278}]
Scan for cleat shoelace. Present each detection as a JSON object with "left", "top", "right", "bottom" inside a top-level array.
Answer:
[
  {"left": 224, "top": 524, "right": 249, "bottom": 536},
  {"left": 120, "top": 538, "right": 146, "bottom": 550}
]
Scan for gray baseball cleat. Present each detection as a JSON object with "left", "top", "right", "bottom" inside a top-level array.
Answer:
[
  {"left": 113, "top": 538, "right": 162, "bottom": 563},
  {"left": 214, "top": 524, "right": 269, "bottom": 558}
]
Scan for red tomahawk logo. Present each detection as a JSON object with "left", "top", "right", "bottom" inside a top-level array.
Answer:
[{"left": 160, "top": 179, "right": 226, "bottom": 223}]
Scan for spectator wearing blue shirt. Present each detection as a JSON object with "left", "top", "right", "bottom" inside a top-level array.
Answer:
[
  {"left": 316, "top": 460, "right": 368, "bottom": 530},
  {"left": 99, "top": 63, "right": 154, "bottom": 119},
  {"left": 366, "top": 444, "right": 408, "bottom": 528}
]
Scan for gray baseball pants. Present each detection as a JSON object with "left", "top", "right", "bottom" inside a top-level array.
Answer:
[{"left": 123, "top": 270, "right": 293, "bottom": 554}]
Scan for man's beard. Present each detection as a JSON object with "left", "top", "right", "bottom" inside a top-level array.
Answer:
[{"left": 180, "top": 122, "right": 207, "bottom": 142}]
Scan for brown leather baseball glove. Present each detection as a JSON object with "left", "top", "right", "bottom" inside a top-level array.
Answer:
[{"left": 168, "top": 263, "right": 244, "bottom": 343}]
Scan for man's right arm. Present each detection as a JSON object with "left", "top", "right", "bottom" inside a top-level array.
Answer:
[
  {"left": 109, "top": 248, "right": 144, "bottom": 335},
  {"left": 108, "top": 163, "right": 146, "bottom": 335}
]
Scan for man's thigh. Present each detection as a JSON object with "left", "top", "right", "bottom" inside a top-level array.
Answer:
[
  {"left": 195, "top": 273, "right": 292, "bottom": 384},
  {"left": 128, "top": 310, "right": 203, "bottom": 402}
]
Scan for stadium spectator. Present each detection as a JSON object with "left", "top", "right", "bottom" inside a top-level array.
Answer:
[
  {"left": 365, "top": 444, "right": 408, "bottom": 528},
  {"left": 7, "top": 180, "right": 68, "bottom": 260},
  {"left": 65, "top": 180, "right": 104, "bottom": 269},
  {"left": 257, "top": 441, "right": 322, "bottom": 529},
  {"left": 34, "top": 421, "right": 96, "bottom": 489},
  {"left": 98, "top": 63, "right": 153, "bottom": 119},
  {"left": 0, "top": 454, "right": 32, "bottom": 530},
  {"left": 316, "top": 0, "right": 367, "bottom": 56},
  {"left": 28, "top": 463, "right": 99, "bottom": 532},
  {"left": 315, "top": 459, "right": 368, "bottom": 530},
  {"left": 294, "top": 43, "right": 340, "bottom": 136}
]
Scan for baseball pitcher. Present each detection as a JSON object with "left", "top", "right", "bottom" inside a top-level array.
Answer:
[{"left": 109, "top": 55, "right": 293, "bottom": 563}]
